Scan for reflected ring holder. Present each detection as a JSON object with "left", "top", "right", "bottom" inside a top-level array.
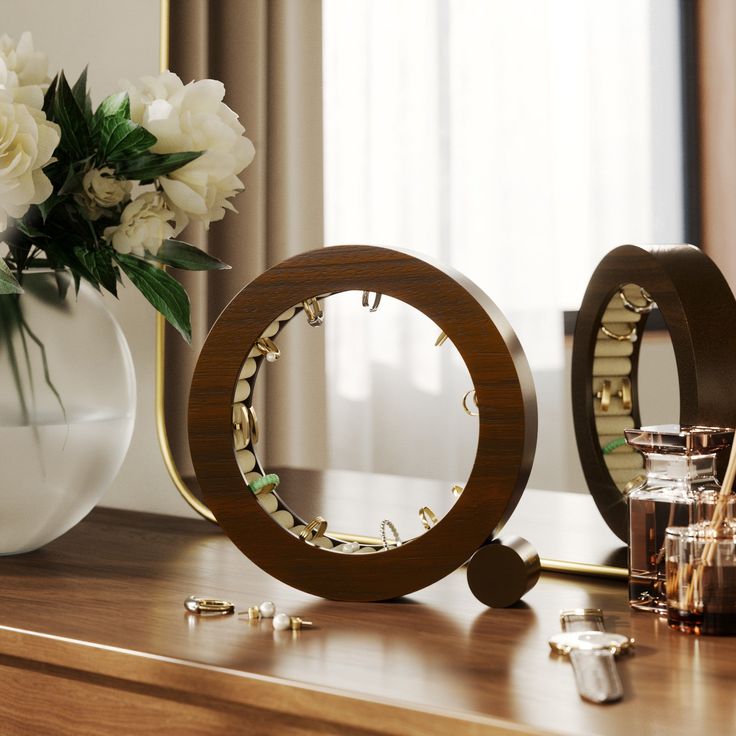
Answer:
[
  {"left": 189, "top": 245, "right": 537, "bottom": 602},
  {"left": 572, "top": 244, "right": 736, "bottom": 542}
]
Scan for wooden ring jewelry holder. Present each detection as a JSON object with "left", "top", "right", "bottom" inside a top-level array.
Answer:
[
  {"left": 189, "top": 245, "right": 537, "bottom": 602},
  {"left": 572, "top": 244, "right": 736, "bottom": 542}
]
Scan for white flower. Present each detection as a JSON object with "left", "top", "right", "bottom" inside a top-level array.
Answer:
[
  {"left": 125, "top": 71, "right": 255, "bottom": 233},
  {"left": 0, "top": 32, "right": 51, "bottom": 109},
  {"left": 0, "top": 88, "right": 60, "bottom": 232},
  {"left": 103, "top": 192, "right": 175, "bottom": 257},
  {"left": 74, "top": 166, "right": 132, "bottom": 221}
]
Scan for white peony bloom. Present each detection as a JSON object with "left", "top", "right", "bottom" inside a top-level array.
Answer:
[
  {"left": 125, "top": 71, "right": 255, "bottom": 233},
  {"left": 0, "top": 32, "right": 51, "bottom": 109},
  {"left": 0, "top": 88, "right": 60, "bottom": 232},
  {"left": 103, "top": 192, "right": 175, "bottom": 257},
  {"left": 74, "top": 166, "right": 132, "bottom": 221}
]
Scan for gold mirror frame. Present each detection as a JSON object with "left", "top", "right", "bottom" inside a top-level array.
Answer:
[{"left": 154, "top": 0, "right": 216, "bottom": 523}]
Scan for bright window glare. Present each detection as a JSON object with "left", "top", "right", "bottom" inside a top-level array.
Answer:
[{"left": 323, "top": 0, "right": 684, "bottom": 484}]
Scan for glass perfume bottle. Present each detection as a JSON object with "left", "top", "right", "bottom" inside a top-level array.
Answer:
[{"left": 624, "top": 425, "right": 734, "bottom": 614}]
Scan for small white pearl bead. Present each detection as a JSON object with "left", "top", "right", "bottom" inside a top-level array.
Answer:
[
  {"left": 236, "top": 449, "right": 256, "bottom": 473},
  {"left": 259, "top": 601, "right": 276, "bottom": 618},
  {"left": 271, "top": 510, "right": 294, "bottom": 528},
  {"left": 273, "top": 612, "right": 291, "bottom": 631},
  {"left": 240, "top": 358, "right": 257, "bottom": 379},
  {"left": 265, "top": 351, "right": 278, "bottom": 363},
  {"left": 256, "top": 493, "right": 278, "bottom": 513},
  {"left": 339, "top": 542, "right": 360, "bottom": 553},
  {"left": 234, "top": 379, "right": 251, "bottom": 402}
]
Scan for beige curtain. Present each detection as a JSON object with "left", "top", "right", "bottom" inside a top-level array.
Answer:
[{"left": 163, "top": 0, "right": 327, "bottom": 492}]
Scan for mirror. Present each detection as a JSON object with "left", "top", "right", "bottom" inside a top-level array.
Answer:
[{"left": 159, "top": 1, "right": 700, "bottom": 576}]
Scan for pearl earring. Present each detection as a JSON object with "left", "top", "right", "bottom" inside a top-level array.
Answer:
[{"left": 273, "top": 613, "right": 312, "bottom": 631}]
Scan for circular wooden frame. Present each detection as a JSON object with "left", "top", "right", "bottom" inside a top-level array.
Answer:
[
  {"left": 189, "top": 245, "right": 537, "bottom": 601},
  {"left": 572, "top": 244, "right": 736, "bottom": 541}
]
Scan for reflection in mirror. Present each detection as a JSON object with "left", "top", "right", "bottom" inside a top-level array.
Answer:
[{"left": 240, "top": 292, "right": 479, "bottom": 552}]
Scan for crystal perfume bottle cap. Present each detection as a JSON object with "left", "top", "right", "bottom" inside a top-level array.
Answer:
[{"left": 624, "top": 425, "right": 734, "bottom": 455}]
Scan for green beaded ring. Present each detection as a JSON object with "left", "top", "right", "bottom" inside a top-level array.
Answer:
[
  {"left": 248, "top": 473, "right": 280, "bottom": 496},
  {"left": 602, "top": 437, "right": 627, "bottom": 455}
]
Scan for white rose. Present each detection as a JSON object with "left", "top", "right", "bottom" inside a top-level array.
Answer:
[
  {"left": 103, "top": 192, "right": 175, "bottom": 257},
  {"left": 0, "top": 88, "right": 60, "bottom": 232},
  {"left": 74, "top": 167, "right": 132, "bottom": 221},
  {"left": 0, "top": 32, "right": 51, "bottom": 109},
  {"left": 125, "top": 71, "right": 255, "bottom": 233}
]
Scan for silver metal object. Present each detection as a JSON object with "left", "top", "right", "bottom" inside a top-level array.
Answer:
[{"left": 549, "top": 608, "right": 634, "bottom": 704}]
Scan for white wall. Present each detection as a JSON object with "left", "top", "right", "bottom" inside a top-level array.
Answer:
[{"left": 2, "top": 0, "right": 196, "bottom": 517}]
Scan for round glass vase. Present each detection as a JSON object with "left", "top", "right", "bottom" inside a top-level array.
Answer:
[{"left": 0, "top": 269, "right": 135, "bottom": 554}]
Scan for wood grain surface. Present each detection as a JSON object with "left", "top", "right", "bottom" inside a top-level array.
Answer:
[
  {"left": 0, "top": 503, "right": 734, "bottom": 735},
  {"left": 189, "top": 245, "right": 537, "bottom": 601},
  {"left": 571, "top": 244, "right": 736, "bottom": 540}
]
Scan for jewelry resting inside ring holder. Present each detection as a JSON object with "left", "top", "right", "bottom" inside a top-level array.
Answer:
[
  {"left": 189, "top": 245, "right": 538, "bottom": 603},
  {"left": 572, "top": 244, "right": 736, "bottom": 542},
  {"left": 231, "top": 296, "right": 485, "bottom": 555}
]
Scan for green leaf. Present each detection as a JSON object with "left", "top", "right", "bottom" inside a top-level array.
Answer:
[
  {"left": 14, "top": 219, "right": 49, "bottom": 241},
  {"left": 43, "top": 72, "right": 58, "bottom": 114},
  {"left": 93, "top": 91, "right": 130, "bottom": 126},
  {"left": 115, "top": 254, "right": 191, "bottom": 342},
  {"left": 0, "top": 257, "right": 23, "bottom": 294},
  {"left": 71, "top": 66, "right": 92, "bottom": 119},
  {"left": 74, "top": 247, "right": 118, "bottom": 296},
  {"left": 98, "top": 117, "right": 157, "bottom": 162},
  {"left": 153, "top": 239, "right": 231, "bottom": 271},
  {"left": 49, "top": 71, "right": 90, "bottom": 160},
  {"left": 115, "top": 150, "right": 202, "bottom": 181}
]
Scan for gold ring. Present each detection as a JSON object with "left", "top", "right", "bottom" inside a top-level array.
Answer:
[
  {"left": 593, "top": 380, "right": 612, "bottom": 412},
  {"left": 600, "top": 324, "right": 637, "bottom": 342},
  {"left": 299, "top": 516, "right": 328, "bottom": 542},
  {"left": 380, "top": 519, "right": 401, "bottom": 550},
  {"left": 232, "top": 403, "right": 251, "bottom": 449},
  {"left": 184, "top": 596, "right": 235, "bottom": 615},
  {"left": 619, "top": 287, "right": 655, "bottom": 314},
  {"left": 248, "top": 405, "right": 259, "bottom": 445},
  {"left": 451, "top": 484, "right": 464, "bottom": 497},
  {"left": 618, "top": 377, "right": 632, "bottom": 411},
  {"left": 255, "top": 336, "right": 281, "bottom": 361},
  {"left": 462, "top": 389, "right": 479, "bottom": 416},
  {"left": 418, "top": 506, "right": 439, "bottom": 530},
  {"left": 362, "top": 291, "right": 382, "bottom": 312},
  {"left": 302, "top": 298, "right": 324, "bottom": 326}
]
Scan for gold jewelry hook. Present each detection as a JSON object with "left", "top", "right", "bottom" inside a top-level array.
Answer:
[
  {"left": 361, "top": 291, "right": 382, "bottom": 312},
  {"left": 462, "top": 389, "right": 479, "bottom": 416},
  {"left": 419, "top": 506, "right": 439, "bottom": 530},
  {"left": 302, "top": 298, "right": 324, "bottom": 326}
]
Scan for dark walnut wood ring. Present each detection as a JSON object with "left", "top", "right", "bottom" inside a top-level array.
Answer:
[
  {"left": 189, "top": 245, "right": 537, "bottom": 601},
  {"left": 572, "top": 244, "right": 736, "bottom": 542}
]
